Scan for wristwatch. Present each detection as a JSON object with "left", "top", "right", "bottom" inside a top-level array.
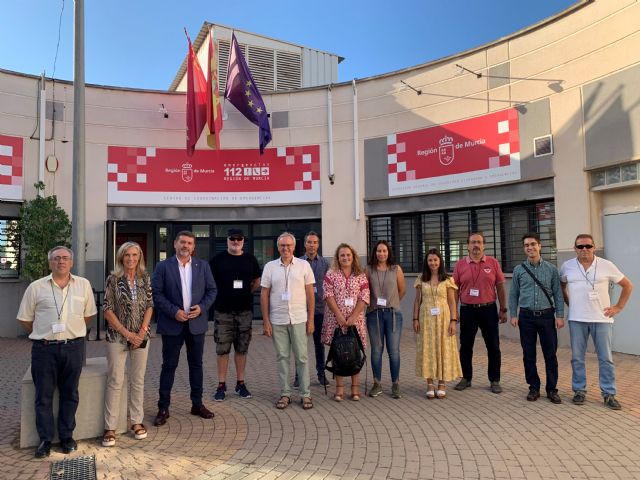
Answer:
[{"left": 499, "top": 307, "right": 508, "bottom": 313}]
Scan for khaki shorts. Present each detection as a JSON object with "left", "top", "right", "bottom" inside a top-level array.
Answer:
[{"left": 213, "top": 310, "right": 253, "bottom": 355}]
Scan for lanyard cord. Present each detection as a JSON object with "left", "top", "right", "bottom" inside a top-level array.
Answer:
[
  {"left": 577, "top": 258, "right": 597, "bottom": 290},
  {"left": 375, "top": 266, "right": 388, "bottom": 298},
  {"left": 282, "top": 262, "right": 291, "bottom": 292},
  {"left": 470, "top": 259, "right": 482, "bottom": 287},
  {"left": 51, "top": 279, "right": 70, "bottom": 322},
  {"left": 429, "top": 279, "right": 439, "bottom": 300}
]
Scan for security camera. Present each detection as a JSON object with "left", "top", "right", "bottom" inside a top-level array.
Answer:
[
  {"left": 328, "top": 174, "right": 335, "bottom": 185},
  {"left": 159, "top": 104, "right": 169, "bottom": 119}
]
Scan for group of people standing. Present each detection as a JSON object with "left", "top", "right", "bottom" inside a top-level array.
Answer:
[{"left": 17, "top": 229, "right": 632, "bottom": 459}]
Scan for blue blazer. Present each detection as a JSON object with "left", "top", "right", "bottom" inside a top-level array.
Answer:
[{"left": 152, "top": 256, "right": 217, "bottom": 336}]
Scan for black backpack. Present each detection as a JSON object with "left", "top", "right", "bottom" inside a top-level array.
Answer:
[{"left": 325, "top": 326, "right": 366, "bottom": 377}]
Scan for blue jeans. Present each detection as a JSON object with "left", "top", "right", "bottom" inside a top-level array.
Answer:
[
  {"left": 569, "top": 321, "right": 616, "bottom": 396},
  {"left": 366, "top": 309, "right": 403, "bottom": 383},
  {"left": 158, "top": 325, "right": 206, "bottom": 409}
]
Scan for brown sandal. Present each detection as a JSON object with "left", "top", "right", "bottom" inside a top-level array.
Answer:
[
  {"left": 301, "top": 397, "right": 314, "bottom": 410},
  {"left": 131, "top": 423, "right": 147, "bottom": 440},
  {"left": 276, "top": 396, "right": 291, "bottom": 409},
  {"left": 102, "top": 430, "right": 116, "bottom": 447},
  {"left": 334, "top": 385, "right": 344, "bottom": 402},
  {"left": 351, "top": 385, "right": 361, "bottom": 401}
]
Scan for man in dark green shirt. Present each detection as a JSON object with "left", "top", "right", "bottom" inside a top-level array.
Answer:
[{"left": 509, "top": 232, "right": 564, "bottom": 404}]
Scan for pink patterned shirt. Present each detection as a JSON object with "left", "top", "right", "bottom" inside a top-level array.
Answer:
[{"left": 321, "top": 269, "right": 370, "bottom": 347}]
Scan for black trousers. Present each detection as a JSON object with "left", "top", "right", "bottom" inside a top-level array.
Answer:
[
  {"left": 158, "top": 325, "right": 205, "bottom": 410},
  {"left": 31, "top": 338, "right": 85, "bottom": 442},
  {"left": 312, "top": 313, "right": 326, "bottom": 375},
  {"left": 518, "top": 309, "right": 558, "bottom": 392},
  {"left": 459, "top": 304, "right": 501, "bottom": 382}
]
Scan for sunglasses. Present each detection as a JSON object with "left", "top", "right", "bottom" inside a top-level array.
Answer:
[
  {"left": 575, "top": 244, "right": 594, "bottom": 250},
  {"left": 228, "top": 236, "right": 244, "bottom": 242}
]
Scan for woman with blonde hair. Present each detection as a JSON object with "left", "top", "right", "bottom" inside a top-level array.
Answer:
[
  {"left": 102, "top": 242, "right": 153, "bottom": 446},
  {"left": 321, "top": 243, "right": 370, "bottom": 401}
]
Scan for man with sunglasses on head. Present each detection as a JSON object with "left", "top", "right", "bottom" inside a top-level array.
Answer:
[
  {"left": 209, "top": 229, "right": 261, "bottom": 401},
  {"left": 560, "top": 234, "right": 633, "bottom": 410}
]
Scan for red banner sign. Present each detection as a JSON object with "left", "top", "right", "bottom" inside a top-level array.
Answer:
[
  {"left": 108, "top": 145, "right": 320, "bottom": 205},
  {"left": 387, "top": 108, "right": 520, "bottom": 195},
  {"left": 0, "top": 134, "right": 23, "bottom": 201}
]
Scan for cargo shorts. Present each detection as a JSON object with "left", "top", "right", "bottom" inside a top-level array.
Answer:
[{"left": 213, "top": 310, "right": 253, "bottom": 355}]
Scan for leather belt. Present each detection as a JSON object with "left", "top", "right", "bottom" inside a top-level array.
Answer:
[
  {"left": 460, "top": 302, "right": 495, "bottom": 308},
  {"left": 520, "top": 307, "right": 554, "bottom": 317},
  {"left": 33, "top": 337, "right": 82, "bottom": 345}
]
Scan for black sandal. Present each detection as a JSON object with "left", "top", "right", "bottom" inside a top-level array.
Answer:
[{"left": 276, "top": 396, "right": 291, "bottom": 409}]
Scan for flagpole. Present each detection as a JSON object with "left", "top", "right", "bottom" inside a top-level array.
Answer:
[{"left": 72, "top": 0, "right": 86, "bottom": 277}]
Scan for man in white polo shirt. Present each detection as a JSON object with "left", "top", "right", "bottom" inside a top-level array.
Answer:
[
  {"left": 560, "top": 233, "right": 633, "bottom": 410},
  {"left": 17, "top": 246, "right": 97, "bottom": 458},
  {"left": 260, "top": 232, "right": 315, "bottom": 410}
]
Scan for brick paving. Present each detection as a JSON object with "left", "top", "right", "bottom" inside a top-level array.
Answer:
[{"left": 1, "top": 326, "right": 640, "bottom": 479}]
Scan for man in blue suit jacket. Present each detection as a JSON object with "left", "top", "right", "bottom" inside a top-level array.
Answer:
[{"left": 152, "top": 231, "right": 217, "bottom": 426}]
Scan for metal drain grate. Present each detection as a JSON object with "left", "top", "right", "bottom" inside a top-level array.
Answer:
[{"left": 49, "top": 455, "right": 96, "bottom": 480}]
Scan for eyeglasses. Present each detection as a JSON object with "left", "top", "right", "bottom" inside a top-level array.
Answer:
[
  {"left": 52, "top": 256, "right": 72, "bottom": 262},
  {"left": 575, "top": 244, "right": 594, "bottom": 250},
  {"left": 228, "top": 236, "right": 244, "bottom": 242}
]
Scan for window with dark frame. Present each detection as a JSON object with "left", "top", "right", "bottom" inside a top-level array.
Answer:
[
  {"left": 367, "top": 200, "right": 556, "bottom": 273},
  {"left": 0, "top": 218, "right": 20, "bottom": 278}
]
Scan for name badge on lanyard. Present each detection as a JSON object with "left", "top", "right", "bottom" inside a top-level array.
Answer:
[
  {"left": 469, "top": 288, "right": 480, "bottom": 297},
  {"left": 233, "top": 280, "right": 243, "bottom": 289},
  {"left": 281, "top": 292, "right": 291, "bottom": 301},
  {"left": 588, "top": 291, "right": 599, "bottom": 301},
  {"left": 430, "top": 307, "right": 441, "bottom": 316},
  {"left": 345, "top": 297, "right": 355, "bottom": 307},
  {"left": 52, "top": 323, "right": 66, "bottom": 334},
  {"left": 377, "top": 297, "right": 387, "bottom": 307}
]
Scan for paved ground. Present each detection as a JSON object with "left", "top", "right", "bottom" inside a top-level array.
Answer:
[{"left": 2, "top": 326, "right": 640, "bottom": 480}]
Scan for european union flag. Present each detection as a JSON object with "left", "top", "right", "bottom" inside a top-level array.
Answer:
[{"left": 224, "top": 33, "right": 272, "bottom": 154}]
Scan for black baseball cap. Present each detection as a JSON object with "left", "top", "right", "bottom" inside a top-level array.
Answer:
[{"left": 227, "top": 228, "right": 245, "bottom": 238}]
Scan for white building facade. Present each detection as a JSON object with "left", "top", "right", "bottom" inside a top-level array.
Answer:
[{"left": 0, "top": 0, "right": 638, "bottom": 352}]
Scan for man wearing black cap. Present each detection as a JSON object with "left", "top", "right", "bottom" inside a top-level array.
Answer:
[{"left": 209, "top": 228, "right": 262, "bottom": 401}]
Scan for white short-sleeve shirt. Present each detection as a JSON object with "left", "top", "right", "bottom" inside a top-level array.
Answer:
[
  {"left": 17, "top": 274, "right": 98, "bottom": 340},
  {"left": 560, "top": 257, "right": 625, "bottom": 323},
  {"left": 261, "top": 257, "right": 315, "bottom": 325}
]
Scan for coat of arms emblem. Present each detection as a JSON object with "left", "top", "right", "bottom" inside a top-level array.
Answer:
[
  {"left": 438, "top": 135, "right": 454, "bottom": 166},
  {"left": 181, "top": 162, "right": 193, "bottom": 183}
]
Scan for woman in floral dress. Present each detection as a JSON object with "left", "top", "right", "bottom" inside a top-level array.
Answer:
[{"left": 322, "top": 243, "right": 370, "bottom": 401}]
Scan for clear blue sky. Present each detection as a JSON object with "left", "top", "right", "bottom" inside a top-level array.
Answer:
[{"left": 0, "top": 0, "right": 577, "bottom": 90}]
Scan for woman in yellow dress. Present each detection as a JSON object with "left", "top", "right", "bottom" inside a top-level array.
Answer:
[{"left": 413, "top": 248, "right": 462, "bottom": 398}]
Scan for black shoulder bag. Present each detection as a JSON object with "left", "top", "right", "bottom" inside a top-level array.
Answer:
[{"left": 325, "top": 326, "right": 366, "bottom": 379}]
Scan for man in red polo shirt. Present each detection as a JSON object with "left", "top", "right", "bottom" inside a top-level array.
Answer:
[{"left": 453, "top": 232, "right": 508, "bottom": 393}]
